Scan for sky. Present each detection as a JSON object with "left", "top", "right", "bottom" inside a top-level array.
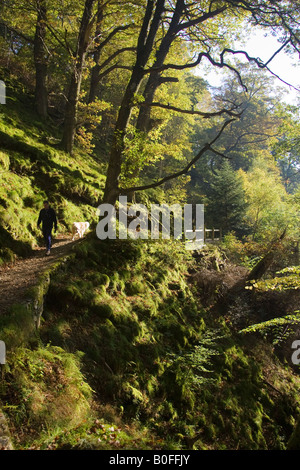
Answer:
[{"left": 197, "top": 28, "right": 300, "bottom": 105}]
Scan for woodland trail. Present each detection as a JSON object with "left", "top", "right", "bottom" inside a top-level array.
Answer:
[{"left": 0, "top": 235, "right": 78, "bottom": 316}]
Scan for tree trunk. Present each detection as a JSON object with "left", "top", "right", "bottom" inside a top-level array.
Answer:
[
  {"left": 129, "top": 0, "right": 184, "bottom": 205},
  {"left": 103, "top": 0, "right": 165, "bottom": 204},
  {"left": 136, "top": 1, "right": 226, "bottom": 133},
  {"left": 61, "top": 73, "right": 82, "bottom": 154},
  {"left": 88, "top": 0, "right": 104, "bottom": 104},
  {"left": 103, "top": 0, "right": 226, "bottom": 203},
  {"left": 34, "top": 0, "right": 48, "bottom": 119},
  {"left": 61, "top": 0, "right": 97, "bottom": 154},
  {"left": 136, "top": 73, "right": 161, "bottom": 132},
  {"left": 136, "top": 0, "right": 185, "bottom": 132},
  {"left": 88, "top": 62, "right": 101, "bottom": 104},
  {"left": 103, "top": 66, "right": 145, "bottom": 204}
]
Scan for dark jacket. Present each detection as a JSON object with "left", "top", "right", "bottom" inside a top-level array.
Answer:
[{"left": 37, "top": 207, "right": 57, "bottom": 232}]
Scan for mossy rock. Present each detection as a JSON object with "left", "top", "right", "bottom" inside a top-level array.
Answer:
[
  {"left": 0, "top": 196, "right": 8, "bottom": 208},
  {"left": 73, "top": 243, "right": 90, "bottom": 259},
  {"left": 168, "top": 282, "right": 180, "bottom": 291},
  {"left": 48, "top": 280, "right": 94, "bottom": 308},
  {"left": 0, "top": 304, "right": 35, "bottom": 348},
  {"left": 126, "top": 281, "right": 146, "bottom": 296},
  {"left": 92, "top": 303, "right": 114, "bottom": 318},
  {"left": 98, "top": 273, "right": 110, "bottom": 288},
  {"left": 177, "top": 290, "right": 185, "bottom": 299},
  {"left": 0, "top": 151, "right": 10, "bottom": 170},
  {"left": 119, "top": 269, "right": 131, "bottom": 281},
  {"left": 153, "top": 272, "right": 167, "bottom": 286},
  {"left": 87, "top": 272, "right": 110, "bottom": 288},
  {"left": 0, "top": 247, "right": 16, "bottom": 265},
  {"left": 0, "top": 211, "right": 12, "bottom": 224},
  {"left": 73, "top": 169, "right": 83, "bottom": 179},
  {"left": 23, "top": 196, "right": 35, "bottom": 208},
  {"left": 8, "top": 190, "right": 19, "bottom": 202},
  {"left": 2, "top": 346, "right": 92, "bottom": 447}
]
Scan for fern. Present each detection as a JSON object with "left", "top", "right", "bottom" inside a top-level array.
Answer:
[
  {"left": 239, "top": 311, "right": 300, "bottom": 336},
  {"left": 167, "top": 331, "right": 224, "bottom": 388},
  {"left": 246, "top": 266, "right": 300, "bottom": 292}
]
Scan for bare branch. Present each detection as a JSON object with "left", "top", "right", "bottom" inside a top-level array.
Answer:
[
  {"left": 0, "top": 22, "right": 33, "bottom": 44},
  {"left": 45, "top": 22, "right": 73, "bottom": 56},
  {"left": 121, "top": 118, "right": 235, "bottom": 193},
  {"left": 209, "top": 146, "right": 231, "bottom": 159},
  {"left": 144, "top": 51, "right": 246, "bottom": 90},
  {"left": 97, "top": 46, "right": 136, "bottom": 70},
  {"left": 174, "top": 5, "right": 227, "bottom": 32},
  {"left": 97, "top": 63, "right": 133, "bottom": 80},
  {"left": 92, "top": 24, "right": 132, "bottom": 53},
  {"left": 140, "top": 101, "right": 242, "bottom": 118},
  {"left": 264, "top": 38, "right": 291, "bottom": 66},
  {"left": 144, "top": 44, "right": 300, "bottom": 93},
  {"left": 221, "top": 48, "right": 300, "bottom": 92}
]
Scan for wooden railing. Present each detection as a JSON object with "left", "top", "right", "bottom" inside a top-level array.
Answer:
[
  {"left": 205, "top": 228, "right": 222, "bottom": 242},
  {"left": 185, "top": 228, "right": 221, "bottom": 250}
]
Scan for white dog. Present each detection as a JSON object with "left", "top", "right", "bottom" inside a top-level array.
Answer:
[{"left": 72, "top": 222, "right": 90, "bottom": 241}]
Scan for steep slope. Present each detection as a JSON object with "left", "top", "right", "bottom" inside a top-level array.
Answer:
[
  {"left": 0, "top": 70, "right": 300, "bottom": 452},
  {"left": 0, "top": 73, "right": 105, "bottom": 265},
  {"left": 1, "top": 236, "right": 299, "bottom": 450}
]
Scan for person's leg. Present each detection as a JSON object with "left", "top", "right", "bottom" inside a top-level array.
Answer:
[
  {"left": 47, "top": 230, "right": 52, "bottom": 251},
  {"left": 43, "top": 230, "right": 48, "bottom": 249},
  {"left": 43, "top": 230, "right": 52, "bottom": 253}
]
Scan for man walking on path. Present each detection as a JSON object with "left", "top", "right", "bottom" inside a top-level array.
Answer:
[{"left": 37, "top": 201, "right": 58, "bottom": 256}]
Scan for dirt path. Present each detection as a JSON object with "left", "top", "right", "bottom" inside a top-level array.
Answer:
[{"left": 0, "top": 235, "right": 78, "bottom": 316}]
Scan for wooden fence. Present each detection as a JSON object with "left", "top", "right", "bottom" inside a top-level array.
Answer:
[{"left": 204, "top": 228, "right": 222, "bottom": 242}]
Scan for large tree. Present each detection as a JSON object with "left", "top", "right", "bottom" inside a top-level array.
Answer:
[
  {"left": 1, "top": 0, "right": 299, "bottom": 189},
  {"left": 0, "top": 0, "right": 49, "bottom": 117},
  {"left": 103, "top": 0, "right": 300, "bottom": 205},
  {"left": 61, "top": 0, "right": 98, "bottom": 153},
  {"left": 33, "top": 0, "right": 48, "bottom": 118}
]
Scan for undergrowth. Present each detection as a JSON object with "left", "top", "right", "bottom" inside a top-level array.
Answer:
[
  {"left": 1, "top": 73, "right": 300, "bottom": 451},
  {"left": 1, "top": 238, "right": 298, "bottom": 450},
  {"left": 0, "top": 76, "right": 105, "bottom": 264}
]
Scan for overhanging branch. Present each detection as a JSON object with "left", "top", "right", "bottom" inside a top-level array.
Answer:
[
  {"left": 144, "top": 51, "right": 247, "bottom": 90},
  {"left": 97, "top": 64, "right": 133, "bottom": 80},
  {"left": 121, "top": 118, "right": 235, "bottom": 193},
  {"left": 264, "top": 39, "right": 291, "bottom": 67},
  {"left": 144, "top": 45, "right": 300, "bottom": 93},
  {"left": 157, "top": 76, "right": 179, "bottom": 84},
  {"left": 92, "top": 24, "right": 132, "bottom": 53},
  {"left": 221, "top": 47, "right": 300, "bottom": 92},
  {"left": 209, "top": 146, "right": 231, "bottom": 159},
  {"left": 97, "top": 47, "right": 136, "bottom": 71},
  {"left": 140, "top": 101, "right": 242, "bottom": 118},
  {"left": 174, "top": 5, "right": 227, "bottom": 33}
]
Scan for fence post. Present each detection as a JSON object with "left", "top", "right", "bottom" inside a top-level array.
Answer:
[
  {"left": 0, "top": 341, "right": 6, "bottom": 365},
  {"left": 0, "top": 80, "right": 6, "bottom": 105}
]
